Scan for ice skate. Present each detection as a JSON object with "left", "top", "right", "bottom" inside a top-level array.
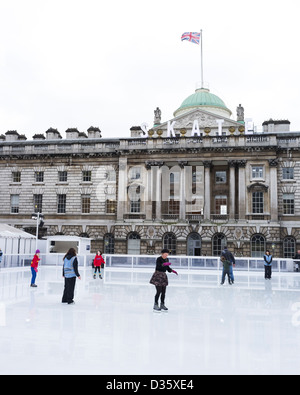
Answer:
[
  {"left": 93, "top": 274, "right": 96, "bottom": 279},
  {"left": 160, "top": 303, "right": 168, "bottom": 311},
  {"left": 153, "top": 303, "right": 161, "bottom": 312},
  {"left": 99, "top": 274, "right": 102, "bottom": 279}
]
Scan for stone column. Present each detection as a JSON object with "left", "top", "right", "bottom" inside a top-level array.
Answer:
[
  {"left": 156, "top": 166, "right": 162, "bottom": 220},
  {"left": 203, "top": 161, "right": 212, "bottom": 220},
  {"left": 117, "top": 158, "right": 128, "bottom": 220},
  {"left": 237, "top": 160, "right": 246, "bottom": 220},
  {"left": 178, "top": 161, "right": 188, "bottom": 221},
  {"left": 145, "top": 161, "right": 164, "bottom": 221},
  {"left": 268, "top": 159, "right": 278, "bottom": 222},
  {"left": 229, "top": 161, "right": 236, "bottom": 220},
  {"left": 144, "top": 163, "right": 152, "bottom": 220}
]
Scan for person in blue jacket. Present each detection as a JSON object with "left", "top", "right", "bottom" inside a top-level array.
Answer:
[
  {"left": 263, "top": 250, "right": 273, "bottom": 279},
  {"left": 62, "top": 248, "right": 81, "bottom": 304}
]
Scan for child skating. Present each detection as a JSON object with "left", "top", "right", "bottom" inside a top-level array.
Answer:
[
  {"left": 30, "top": 249, "right": 40, "bottom": 287},
  {"left": 263, "top": 250, "right": 273, "bottom": 279},
  {"left": 93, "top": 250, "right": 105, "bottom": 279}
]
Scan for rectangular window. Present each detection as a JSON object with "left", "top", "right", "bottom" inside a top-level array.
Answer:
[
  {"left": 129, "top": 167, "right": 141, "bottom": 180},
  {"left": 11, "top": 194, "right": 19, "bottom": 213},
  {"left": 215, "top": 195, "right": 227, "bottom": 215},
  {"left": 283, "top": 193, "right": 294, "bottom": 214},
  {"left": 58, "top": 171, "right": 68, "bottom": 182},
  {"left": 81, "top": 195, "right": 91, "bottom": 213},
  {"left": 168, "top": 199, "right": 180, "bottom": 215},
  {"left": 57, "top": 194, "right": 66, "bottom": 213},
  {"left": 251, "top": 166, "right": 263, "bottom": 179},
  {"left": 35, "top": 171, "right": 44, "bottom": 183},
  {"left": 106, "top": 199, "right": 117, "bottom": 214},
  {"left": 215, "top": 171, "right": 226, "bottom": 183},
  {"left": 282, "top": 167, "right": 294, "bottom": 180},
  {"left": 252, "top": 191, "right": 264, "bottom": 213},
  {"left": 130, "top": 199, "right": 141, "bottom": 213},
  {"left": 12, "top": 171, "right": 21, "bottom": 183},
  {"left": 82, "top": 170, "right": 91, "bottom": 182},
  {"left": 34, "top": 194, "right": 43, "bottom": 213}
]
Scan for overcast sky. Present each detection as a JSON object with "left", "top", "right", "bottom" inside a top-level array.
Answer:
[{"left": 0, "top": 0, "right": 299, "bottom": 139}]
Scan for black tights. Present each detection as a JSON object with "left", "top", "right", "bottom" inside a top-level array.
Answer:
[{"left": 155, "top": 285, "right": 166, "bottom": 304}]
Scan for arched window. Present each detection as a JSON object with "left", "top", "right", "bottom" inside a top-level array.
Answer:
[
  {"left": 212, "top": 233, "right": 226, "bottom": 256},
  {"left": 163, "top": 233, "right": 177, "bottom": 255},
  {"left": 127, "top": 232, "right": 141, "bottom": 255},
  {"left": 251, "top": 234, "right": 265, "bottom": 257},
  {"left": 283, "top": 236, "right": 296, "bottom": 258},
  {"left": 104, "top": 233, "right": 115, "bottom": 254},
  {"left": 187, "top": 233, "right": 201, "bottom": 256}
]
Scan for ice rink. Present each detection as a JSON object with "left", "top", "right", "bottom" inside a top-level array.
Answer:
[{"left": 1, "top": 265, "right": 300, "bottom": 375}]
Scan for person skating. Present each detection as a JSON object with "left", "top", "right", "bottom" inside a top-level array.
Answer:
[
  {"left": 149, "top": 249, "right": 178, "bottom": 312},
  {"left": 30, "top": 249, "right": 40, "bottom": 287},
  {"left": 293, "top": 250, "right": 300, "bottom": 271},
  {"left": 263, "top": 250, "right": 273, "bottom": 279},
  {"left": 93, "top": 250, "right": 105, "bottom": 279},
  {"left": 220, "top": 246, "right": 235, "bottom": 284},
  {"left": 220, "top": 255, "right": 232, "bottom": 285},
  {"left": 62, "top": 248, "right": 81, "bottom": 304}
]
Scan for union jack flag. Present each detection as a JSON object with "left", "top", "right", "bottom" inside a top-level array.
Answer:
[{"left": 181, "top": 32, "right": 201, "bottom": 45}]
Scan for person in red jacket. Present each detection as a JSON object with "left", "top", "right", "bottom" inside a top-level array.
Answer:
[
  {"left": 30, "top": 249, "right": 40, "bottom": 287},
  {"left": 93, "top": 250, "right": 105, "bottom": 279}
]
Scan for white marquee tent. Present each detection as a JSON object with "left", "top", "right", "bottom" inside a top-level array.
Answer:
[{"left": 0, "top": 224, "right": 36, "bottom": 265}]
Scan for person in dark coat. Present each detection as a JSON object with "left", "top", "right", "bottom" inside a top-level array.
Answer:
[
  {"left": 149, "top": 248, "right": 178, "bottom": 312},
  {"left": 220, "top": 246, "right": 235, "bottom": 284},
  {"left": 293, "top": 250, "right": 300, "bottom": 271},
  {"left": 62, "top": 248, "right": 81, "bottom": 304},
  {"left": 220, "top": 255, "right": 232, "bottom": 285}
]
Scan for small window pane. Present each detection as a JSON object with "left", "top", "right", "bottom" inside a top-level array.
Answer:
[{"left": 252, "top": 166, "right": 263, "bottom": 179}]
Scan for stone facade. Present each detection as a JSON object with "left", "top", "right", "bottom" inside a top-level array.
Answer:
[{"left": 0, "top": 114, "right": 300, "bottom": 258}]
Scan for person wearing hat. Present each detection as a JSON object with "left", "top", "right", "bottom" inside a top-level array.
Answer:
[
  {"left": 149, "top": 248, "right": 178, "bottom": 312},
  {"left": 30, "top": 249, "right": 40, "bottom": 287}
]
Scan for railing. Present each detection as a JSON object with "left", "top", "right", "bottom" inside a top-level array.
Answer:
[
  {"left": 104, "top": 254, "right": 294, "bottom": 272},
  {"left": 0, "top": 253, "right": 295, "bottom": 272},
  {"left": 0, "top": 253, "right": 96, "bottom": 268},
  {"left": 2, "top": 134, "right": 299, "bottom": 156}
]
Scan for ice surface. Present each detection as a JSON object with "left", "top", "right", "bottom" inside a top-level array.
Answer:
[{"left": 1, "top": 265, "right": 300, "bottom": 375}]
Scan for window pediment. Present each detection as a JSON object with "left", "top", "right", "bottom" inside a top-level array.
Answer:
[{"left": 247, "top": 182, "right": 269, "bottom": 192}]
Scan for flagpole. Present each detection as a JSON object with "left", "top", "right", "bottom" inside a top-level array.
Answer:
[{"left": 200, "top": 29, "right": 204, "bottom": 88}]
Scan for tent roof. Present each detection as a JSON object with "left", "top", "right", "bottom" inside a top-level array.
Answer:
[
  {"left": 0, "top": 224, "right": 36, "bottom": 239},
  {"left": 46, "top": 235, "right": 91, "bottom": 241}
]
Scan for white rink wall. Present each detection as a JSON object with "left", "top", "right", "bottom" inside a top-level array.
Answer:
[{"left": 0, "top": 253, "right": 295, "bottom": 272}]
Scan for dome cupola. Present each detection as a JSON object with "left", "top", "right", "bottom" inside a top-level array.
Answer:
[{"left": 173, "top": 87, "right": 232, "bottom": 119}]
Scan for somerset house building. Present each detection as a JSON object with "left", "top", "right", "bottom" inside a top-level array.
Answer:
[{"left": 0, "top": 86, "right": 299, "bottom": 258}]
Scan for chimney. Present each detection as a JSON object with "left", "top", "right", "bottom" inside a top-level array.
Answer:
[
  {"left": 87, "top": 126, "right": 101, "bottom": 139},
  {"left": 5, "top": 130, "right": 19, "bottom": 141}
]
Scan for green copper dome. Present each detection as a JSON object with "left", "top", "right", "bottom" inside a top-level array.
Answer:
[{"left": 174, "top": 87, "right": 232, "bottom": 118}]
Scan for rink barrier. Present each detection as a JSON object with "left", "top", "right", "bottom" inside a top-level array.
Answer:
[
  {"left": 0, "top": 253, "right": 295, "bottom": 272},
  {"left": 103, "top": 254, "right": 294, "bottom": 272}
]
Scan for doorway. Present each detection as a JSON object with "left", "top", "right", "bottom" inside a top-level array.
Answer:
[{"left": 187, "top": 233, "right": 201, "bottom": 256}]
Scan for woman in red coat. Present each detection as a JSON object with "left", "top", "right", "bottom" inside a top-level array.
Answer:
[{"left": 93, "top": 250, "right": 105, "bottom": 279}]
